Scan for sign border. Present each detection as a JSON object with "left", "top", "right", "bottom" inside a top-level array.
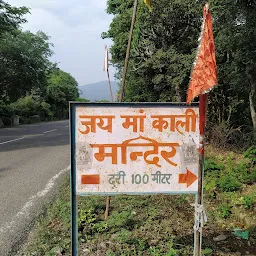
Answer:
[
  {"left": 70, "top": 102, "right": 199, "bottom": 196},
  {"left": 70, "top": 102, "right": 200, "bottom": 256}
]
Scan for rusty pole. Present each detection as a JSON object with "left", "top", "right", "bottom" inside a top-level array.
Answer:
[{"left": 119, "top": 0, "right": 138, "bottom": 102}]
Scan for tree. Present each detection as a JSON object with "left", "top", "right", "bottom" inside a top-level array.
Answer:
[
  {"left": 103, "top": 0, "right": 201, "bottom": 102},
  {"left": 0, "top": 30, "right": 53, "bottom": 102},
  {"left": 48, "top": 68, "right": 78, "bottom": 88},
  {"left": 46, "top": 68, "right": 79, "bottom": 118},
  {"left": 103, "top": 0, "right": 256, "bottom": 147},
  {"left": 0, "top": 0, "right": 29, "bottom": 36},
  {"left": 0, "top": 0, "right": 81, "bottom": 124},
  {"left": 209, "top": 0, "right": 256, "bottom": 135},
  {"left": 11, "top": 88, "right": 51, "bottom": 120}
]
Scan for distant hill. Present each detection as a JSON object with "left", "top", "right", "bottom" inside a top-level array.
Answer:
[{"left": 79, "top": 81, "right": 119, "bottom": 102}]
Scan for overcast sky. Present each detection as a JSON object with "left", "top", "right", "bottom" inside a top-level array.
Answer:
[{"left": 7, "top": 0, "right": 115, "bottom": 86}]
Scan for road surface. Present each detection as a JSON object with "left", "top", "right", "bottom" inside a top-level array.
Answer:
[{"left": 0, "top": 120, "right": 70, "bottom": 256}]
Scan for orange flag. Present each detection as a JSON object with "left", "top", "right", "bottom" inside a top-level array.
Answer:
[{"left": 186, "top": 3, "right": 217, "bottom": 104}]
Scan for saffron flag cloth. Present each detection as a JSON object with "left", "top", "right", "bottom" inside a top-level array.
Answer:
[
  {"left": 103, "top": 45, "right": 108, "bottom": 72},
  {"left": 186, "top": 3, "right": 217, "bottom": 104},
  {"left": 144, "top": 0, "right": 152, "bottom": 12}
]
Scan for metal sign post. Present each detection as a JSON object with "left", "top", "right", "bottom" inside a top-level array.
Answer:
[
  {"left": 70, "top": 102, "right": 200, "bottom": 256},
  {"left": 70, "top": 104, "right": 78, "bottom": 256}
]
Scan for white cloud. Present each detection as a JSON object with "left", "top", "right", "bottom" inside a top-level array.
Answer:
[
  {"left": 7, "top": 0, "right": 77, "bottom": 10},
  {"left": 6, "top": 0, "right": 115, "bottom": 85}
]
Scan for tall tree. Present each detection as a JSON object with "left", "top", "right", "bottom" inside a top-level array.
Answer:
[
  {"left": 209, "top": 0, "right": 256, "bottom": 134},
  {"left": 103, "top": 0, "right": 201, "bottom": 102},
  {"left": 0, "top": 0, "right": 29, "bottom": 36},
  {"left": 0, "top": 30, "right": 53, "bottom": 102},
  {"left": 103, "top": 0, "right": 256, "bottom": 145},
  {"left": 46, "top": 68, "right": 79, "bottom": 118}
]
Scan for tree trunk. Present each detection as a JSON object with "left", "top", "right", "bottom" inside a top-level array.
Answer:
[{"left": 249, "top": 83, "right": 256, "bottom": 133}]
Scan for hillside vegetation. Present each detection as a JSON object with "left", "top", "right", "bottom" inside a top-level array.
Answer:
[
  {"left": 0, "top": 1, "right": 81, "bottom": 126},
  {"left": 17, "top": 146, "right": 256, "bottom": 255},
  {"left": 8, "top": 0, "right": 256, "bottom": 255},
  {"left": 102, "top": 0, "right": 256, "bottom": 150}
]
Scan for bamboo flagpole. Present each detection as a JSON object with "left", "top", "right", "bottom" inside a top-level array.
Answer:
[
  {"left": 119, "top": 0, "right": 152, "bottom": 102},
  {"left": 104, "top": 0, "right": 139, "bottom": 219},
  {"left": 103, "top": 45, "right": 113, "bottom": 219},
  {"left": 119, "top": 0, "right": 139, "bottom": 102},
  {"left": 104, "top": 0, "right": 140, "bottom": 220},
  {"left": 186, "top": 3, "right": 217, "bottom": 255},
  {"left": 196, "top": 93, "right": 208, "bottom": 255},
  {"left": 104, "top": 45, "right": 114, "bottom": 102}
]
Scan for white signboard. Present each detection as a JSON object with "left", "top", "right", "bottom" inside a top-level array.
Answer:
[{"left": 72, "top": 103, "right": 199, "bottom": 195}]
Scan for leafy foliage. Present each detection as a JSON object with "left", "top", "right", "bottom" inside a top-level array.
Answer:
[
  {"left": 218, "top": 203, "right": 232, "bottom": 218},
  {"left": 0, "top": 0, "right": 29, "bottom": 36},
  {"left": 19, "top": 148, "right": 256, "bottom": 255},
  {"left": 0, "top": 1, "right": 81, "bottom": 124},
  {"left": 0, "top": 30, "right": 53, "bottom": 103},
  {"left": 244, "top": 146, "right": 256, "bottom": 165},
  {"left": 218, "top": 174, "right": 242, "bottom": 192},
  {"left": 104, "top": 0, "right": 201, "bottom": 102},
  {"left": 242, "top": 194, "right": 256, "bottom": 209},
  {"left": 103, "top": 0, "right": 256, "bottom": 147},
  {"left": 201, "top": 248, "right": 213, "bottom": 255},
  {"left": 204, "top": 154, "right": 256, "bottom": 196},
  {"left": 11, "top": 92, "right": 51, "bottom": 120},
  {"left": 204, "top": 158, "right": 224, "bottom": 173},
  {"left": 46, "top": 68, "right": 79, "bottom": 119}
]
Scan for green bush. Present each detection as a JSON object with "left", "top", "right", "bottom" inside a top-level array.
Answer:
[
  {"left": 242, "top": 194, "right": 256, "bottom": 209},
  {"left": 217, "top": 174, "right": 241, "bottom": 192},
  {"left": 250, "top": 168, "right": 256, "bottom": 183},
  {"left": 204, "top": 158, "right": 223, "bottom": 198},
  {"left": 234, "top": 161, "right": 250, "bottom": 184},
  {"left": 106, "top": 211, "right": 135, "bottom": 231},
  {"left": 1, "top": 116, "right": 12, "bottom": 126},
  {"left": 202, "top": 248, "right": 213, "bottom": 255},
  {"left": 204, "top": 158, "right": 224, "bottom": 173},
  {"left": 204, "top": 179, "right": 217, "bottom": 199},
  {"left": 0, "top": 102, "right": 14, "bottom": 118},
  {"left": 218, "top": 203, "right": 232, "bottom": 218},
  {"left": 76, "top": 97, "right": 90, "bottom": 102},
  {"left": 148, "top": 246, "right": 164, "bottom": 256},
  {"left": 40, "top": 101, "right": 52, "bottom": 119},
  {"left": 78, "top": 207, "right": 97, "bottom": 232},
  {"left": 244, "top": 146, "right": 256, "bottom": 166},
  {"left": 111, "top": 229, "right": 134, "bottom": 243},
  {"left": 11, "top": 94, "right": 51, "bottom": 120},
  {"left": 228, "top": 157, "right": 256, "bottom": 185},
  {"left": 204, "top": 155, "right": 255, "bottom": 193}
]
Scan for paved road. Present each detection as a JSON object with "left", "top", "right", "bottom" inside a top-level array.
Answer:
[{"left": 0, "top": 120, "right": 70, "bottom": 256}]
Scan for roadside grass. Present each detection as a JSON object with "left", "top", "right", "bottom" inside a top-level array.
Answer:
[
  {"left": 16, "top": 177, "right": 72, "bottom": 256},
  {"left": 18, "top": 146, "right": 256, "bottom": 256}
]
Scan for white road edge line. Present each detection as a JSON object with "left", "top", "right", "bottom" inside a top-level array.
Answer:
[
  {"left": 65, "top": 125, "right": 69, "bottom": 127},
  {"left": 0, "top": 137, "right": 25, "bottom": 145},
  {"left": 43, "top": 129, "right": 57, "bottom": 134},
  {"left": 0, "top": 166, "right": 70, "bottom": 236}
]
